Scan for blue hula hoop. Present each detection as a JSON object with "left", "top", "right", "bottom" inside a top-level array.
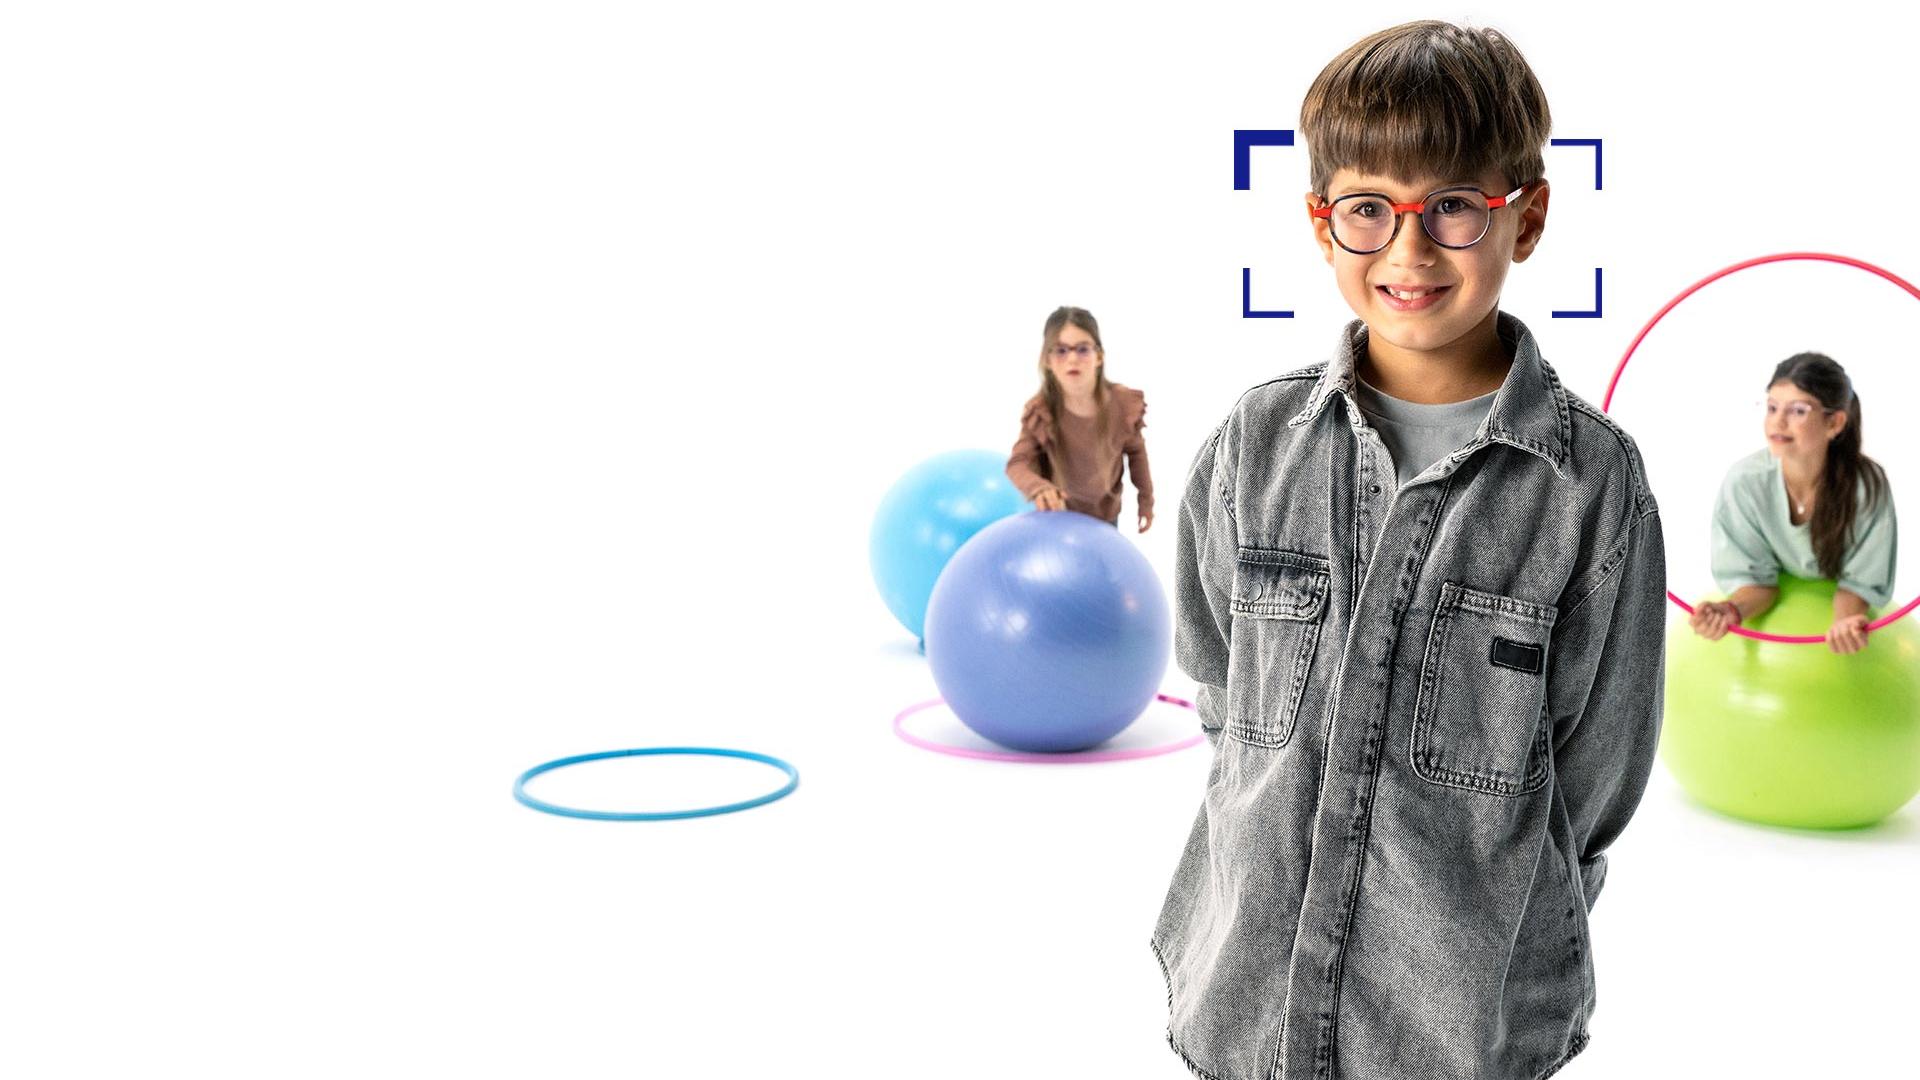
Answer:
[{"left": 512, "top": 746, "right": 800, "bottom": 821}]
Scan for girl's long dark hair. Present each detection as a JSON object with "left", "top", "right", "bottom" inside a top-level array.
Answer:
[{"left": 1771, "top": 352, "right": 1888, "bottom": 579}]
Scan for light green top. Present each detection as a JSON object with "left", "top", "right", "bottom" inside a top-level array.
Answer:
[{"left": 1710, "top": 447, "right": 1898, "bottom": 609}]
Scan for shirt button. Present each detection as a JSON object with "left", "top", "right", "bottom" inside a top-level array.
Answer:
[{"left": 1369, "top": 484, "right": 1381, "bottom": 494}]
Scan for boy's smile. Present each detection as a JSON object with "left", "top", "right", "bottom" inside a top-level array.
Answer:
[
  {"left": 1308, "top": 169, "right": 1549, "bottom": 400},
  {"left": 1376, "top": 282, "right": 1449, "bottom": 311}
]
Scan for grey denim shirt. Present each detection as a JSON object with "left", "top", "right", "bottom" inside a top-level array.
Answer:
[{"left": 1151, "top": 313, "right": 1666, "bottom": 1080}]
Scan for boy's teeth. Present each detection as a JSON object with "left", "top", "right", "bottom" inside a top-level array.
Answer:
[{"left": 1386, "top": 287, "right": 1434, "bottom": 299}]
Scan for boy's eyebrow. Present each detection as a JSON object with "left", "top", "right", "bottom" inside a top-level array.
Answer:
[{"left": 1328, "top": 178, "right": 1483, "bottom": 198}]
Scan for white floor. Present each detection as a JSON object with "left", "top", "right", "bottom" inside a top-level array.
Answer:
[{"left": 18, "top": 594, "right": 1912, "bottom": 1079}]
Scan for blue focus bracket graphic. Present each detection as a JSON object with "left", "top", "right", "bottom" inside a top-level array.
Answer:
[
  {"left": 1235, "top": 130, "right": 1298, "bottom": 319},
  {"left": 1233, "top": 129, "right": 1294, "bottom": 191},
  {"left": 1548, "top": 139, "right": 1602, "bottom": 318},
  {"left": 1549, "top": 138, "right": 1603, "bottom": 191},
  {"left": 1242, "top": 267, "right": 1294, "bottom": 319},
  {"left": 1552, "top": 267, "right": 1604, "bottom": 319}
]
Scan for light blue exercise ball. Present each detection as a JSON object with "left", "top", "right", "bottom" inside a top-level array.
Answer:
[
  {"left": 870, "top": 450, "right": 1030, "bottom": 642},
  {"left": 925, "top": 510, "right": 1171, "bottom": 752}
]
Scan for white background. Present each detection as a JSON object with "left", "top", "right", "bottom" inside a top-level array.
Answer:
[{"left": 6, "top": 2, "right": 1918, "bottom": 1077}]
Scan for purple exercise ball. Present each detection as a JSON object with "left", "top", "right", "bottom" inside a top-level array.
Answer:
[{"left": 924, "top": 510, "right": 1171, "bottom": 752}]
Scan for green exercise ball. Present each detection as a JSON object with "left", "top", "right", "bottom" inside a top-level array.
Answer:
[{"left": 1663, "top": 575, "right": 1920, "bottom": 828}]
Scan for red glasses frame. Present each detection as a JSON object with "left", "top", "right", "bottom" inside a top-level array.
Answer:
[{"left": 1308, "top": 183, "right": 1533, "bottom": 254}]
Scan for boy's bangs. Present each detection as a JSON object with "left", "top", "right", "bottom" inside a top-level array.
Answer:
[
  {"left": 1302, "top": 22, "right": 1549, "bottom": 195},
  {"left": 1311, "top": 106, "right": 1515, "bottom": 194}
]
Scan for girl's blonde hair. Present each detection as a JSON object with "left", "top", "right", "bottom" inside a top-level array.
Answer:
[{"left": 1034, "top": 306, "right": 1112, "bottom": 444}]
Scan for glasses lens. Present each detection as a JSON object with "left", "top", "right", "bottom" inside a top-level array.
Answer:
[
  {"left": 1422, "top": 190, "right": 1492, "bottom": 248},
  {"left": 1760, "top": 400, "right": 1816, "bottom": 421},
  {"left": 1331, "top": 196, "right": 1394, "bottom": 253}
]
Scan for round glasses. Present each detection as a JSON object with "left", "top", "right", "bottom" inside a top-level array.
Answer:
[
  {"left": 1309, "top": 184, "right": 1531, "bottom": 255},
  {"left": 1757, "top": 399, "right": 1837, "bottom": 423}
]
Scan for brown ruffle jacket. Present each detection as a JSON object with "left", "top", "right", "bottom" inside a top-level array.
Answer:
[{"left": 1005, "top": 383, "right": 1154, "bottom": 526}]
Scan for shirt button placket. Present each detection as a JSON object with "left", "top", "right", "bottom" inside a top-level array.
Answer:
[{"left": 1363, "top": 436, "right": 1393, "bottom": 564}]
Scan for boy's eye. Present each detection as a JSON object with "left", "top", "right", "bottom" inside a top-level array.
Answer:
[
  {"left": 1431, "top": 195, "right": 1472, "bottom": 216},
  {"left": 1343, "top": 199, "right": 1387, "bottom": 219}
]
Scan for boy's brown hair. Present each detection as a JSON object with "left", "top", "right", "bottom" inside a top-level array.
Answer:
[{"left": 1300, "top": 20, "right": 1551, "bottom": 196}]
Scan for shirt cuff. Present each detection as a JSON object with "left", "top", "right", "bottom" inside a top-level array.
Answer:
[{"left": 1837, "top": 580, "right": 1893, "bottom": 611}]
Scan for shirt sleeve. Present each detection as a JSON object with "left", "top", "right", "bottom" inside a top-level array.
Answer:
[
  {"left": 1547, "top": 502, "right": 1667, "bottom": 913},
  {"left": 1173, "top": 419, "right": 1236, "bottom": 747},
  {"left": 1838, "top": 486, "right": 1898, "bottom": 611},
  {"left": 1708, "top": 466, "right": 1778, "bottom": 594},
  {"left": 1004, "top": 400, "right": 1053, "bottom": 500},
  {"left": 1123, "top": 389, "right": 1155, "bottom": 519}
]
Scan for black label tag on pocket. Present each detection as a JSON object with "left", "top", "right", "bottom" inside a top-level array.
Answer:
[{"left": 1489, "top": 637, "right": 1543, "bottom": 674}]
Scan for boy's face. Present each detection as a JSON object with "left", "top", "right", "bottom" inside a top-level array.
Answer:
[{"left": 1307, "top": 169, "right": 1549, "bottom": 364}]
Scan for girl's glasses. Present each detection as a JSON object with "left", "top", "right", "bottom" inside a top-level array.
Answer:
[
  {"left": 1050, "top": 343, "right": 1096, "bottom": 360},
  {"left": 1309, "top": 184, "right": 1531, "bottom": 255},
  {"left": 1758, "top": 399, "right": 1837, "bottom": 422}
]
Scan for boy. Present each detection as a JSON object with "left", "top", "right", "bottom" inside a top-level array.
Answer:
[{"left": 1150, "top": 21, "right": 1665, "bottom": 1080}]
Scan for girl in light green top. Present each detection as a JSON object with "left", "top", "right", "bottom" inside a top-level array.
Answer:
[{"left": 1691, "top": 352, "right": 1896, "bottom": 653}]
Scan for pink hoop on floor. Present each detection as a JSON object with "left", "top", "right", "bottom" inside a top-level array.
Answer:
[
  {"left": 892, "top": 693, "right": 1205, "bottom": 763},
  {"left": 1603, "top": 251, "right": 1920, "bottom": 644}
]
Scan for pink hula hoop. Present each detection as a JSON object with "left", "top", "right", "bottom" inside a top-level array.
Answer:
[
  {"left": 892, "top": 692, "right": 1205, "bottom": 763},
  {"left": 1603, "top": 251, "right": 1920, "bottom": 644}
]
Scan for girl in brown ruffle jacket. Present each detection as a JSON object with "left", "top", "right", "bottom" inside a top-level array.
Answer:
[{"left": 1006, "top": 306, "right": 1154, "bottom": 533}]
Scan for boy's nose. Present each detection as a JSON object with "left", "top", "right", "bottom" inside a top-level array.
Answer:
[{"left": 1386, "top": 209, "right": 1438, "bottom": 266}]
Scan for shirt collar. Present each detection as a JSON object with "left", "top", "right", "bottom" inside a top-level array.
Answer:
[{"left": 1286, "top": 311, "right": 1572, "bottom": 478}]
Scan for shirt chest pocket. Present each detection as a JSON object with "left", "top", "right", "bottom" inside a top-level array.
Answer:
[
  {"left": 1226, "top": 547, "right": 1331, "bottom": 748},
  {"left": 1412, "top": 582, "right": 1558, "bottom": 796}
]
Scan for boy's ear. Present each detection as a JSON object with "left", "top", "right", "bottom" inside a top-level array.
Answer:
[
  {"left": 1511, "top": 180, "right": 1550, "bottom": 263},
  {"left": 1306, "top": 192, "right": 1337, "bottom": 265}
]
